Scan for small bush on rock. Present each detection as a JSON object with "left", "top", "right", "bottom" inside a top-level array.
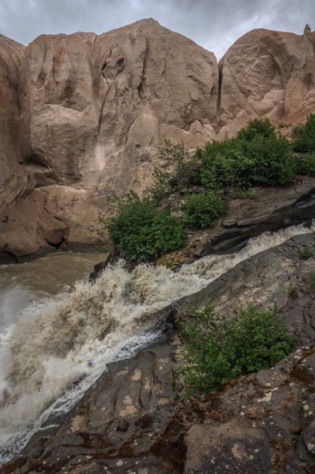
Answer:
[
  {"left": 195, "top": 119, "right": 295, "bottom": 190},
  {"left": 195, "top": 139, "right": 253, "bottom": 191},
  {"left": 294, "top": 152, "right": 315, "bottom": 177},
  {"left": 181, "top": 304, "right": 295, "bottom": 394},
  {"left": 292, "top": 114, "right": 315, "bottom": 153},
  {"left": 237, "top": 117, "right": 277, "bottom": 141},
  {"left": 106, "top": 192, "right": 186, "bottom": 261},
  {"left": 182, "top": 191, "right": 227, "bottom": 229},
  {"left": 241, "top": 134, "right": 295, "bottom": 186}
]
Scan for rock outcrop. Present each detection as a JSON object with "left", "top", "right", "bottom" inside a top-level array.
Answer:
[
  {"left": 0, "top": 20, "right": 315, "bottom": 259},
  {"left": 3, "top": 233, "right": 315, "bottom": 473},
  {"left": 219, "top": 28, "right": 315, "bottom": 138},
  {"left": 0, "top": 36, "right": 26, "bottom": 209}
]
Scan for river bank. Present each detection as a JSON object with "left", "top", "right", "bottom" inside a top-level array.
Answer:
[{"left": 2, "top": 229, "right": 315, "bottom": 473}]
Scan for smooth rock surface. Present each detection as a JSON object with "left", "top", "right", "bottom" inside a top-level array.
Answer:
[
  {"left": 219, "top": 28, "right": 315, "bottom": 138},
  {"left": 0, "top": 35, "right": 27, "bottom": 209}
]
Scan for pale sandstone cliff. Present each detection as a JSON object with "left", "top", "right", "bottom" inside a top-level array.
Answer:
[
  {"left": 0, "top": 35, "right": 27, "bottom": 208},
  {"left": 219, "top": 27, "right": 315, "bottom": 138},
  {"left": 0, "top": 20, "right": 315, "bottom": 259}
]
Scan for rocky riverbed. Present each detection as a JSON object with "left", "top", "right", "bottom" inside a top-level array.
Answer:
[{"left": 3, "top": 232, "right": 315, "bottom": 473}]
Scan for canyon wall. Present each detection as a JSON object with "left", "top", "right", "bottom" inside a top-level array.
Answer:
[{"left": 0, "top": 19, "right": 315, "bottom": 259}]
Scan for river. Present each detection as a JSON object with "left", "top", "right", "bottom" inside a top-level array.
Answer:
[{"left": 0, "top": 222, "right": 315, "bottom": 464}]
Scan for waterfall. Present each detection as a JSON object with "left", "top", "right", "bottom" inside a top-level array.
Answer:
[{"left": 0, "top": 222, "right": 314, "bottom": 463}]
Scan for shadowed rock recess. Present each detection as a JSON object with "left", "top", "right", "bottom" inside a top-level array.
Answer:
[{"left": 0, "top": 20, "right": 315, "bottom": 259}]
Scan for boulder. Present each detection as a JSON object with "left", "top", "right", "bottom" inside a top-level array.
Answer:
[{"left": 219, "top": 28, "right": 315, "bottom": 138}]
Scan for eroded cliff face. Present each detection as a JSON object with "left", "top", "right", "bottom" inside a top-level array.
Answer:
[
  {"left": 0, "top": 36, "right": 27, "bottom": 209},
  {"left": 219, "top": 27, "right": 315, "bottom": 138},
  {"left": 0, "top": 20, "right": 315, "bottom": 259}
]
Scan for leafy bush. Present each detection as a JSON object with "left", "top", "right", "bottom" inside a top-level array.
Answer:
[
  {"left": 195, "top": 139, "right": 253, "bottom": 190},
  {"left": 157, "top": 139, "right": 194, "bottom": 191},
  {"left": 292, "top": 114, "right": 315, "bottom": 153},
  {"left": 183, "top": 191, "right": 227, "bottom": 229},
  {"left": 241, "top": 134, "right": 295, "bottom": 186},
  {"left": 146, "top": 140, "right": 196, "bottom": 206},
  {"left": 195, "top": 119, "right": 295, "bottom": 190},
  {"left": 106, "top": 192, "right": 186, "bottom": 261},
  {"left": 294, "top": 153, "right": 315, "bottom": 176},
  {"left": 296, "top": 246, "right": 314, "bottom": 260},
  {"left": 306, "top": 272, "right": 315, "bottom": 291},
  {"left": 180, "top": 304, "right": 295, "bottom": 394},
  {"left": 237, "top": 117, "right": 277, "bottom": 141}
]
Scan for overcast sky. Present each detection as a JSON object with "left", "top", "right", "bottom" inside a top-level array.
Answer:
[{"left": 0, "top": 0, "right": 314, "bottom": 59}]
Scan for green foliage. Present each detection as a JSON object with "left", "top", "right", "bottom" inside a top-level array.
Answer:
[
  {"left": 294, "top": 153, "right": 315, "bottom": 176},
  {"left": 147, "top": 167, "right": 171, "bottom": 206},
  {"left": 180, "top": 304, "right": 295, "bottom": 395},
  {"left": 296, "top": 246, "right": 314, "bottom": 260},
  {"left": 195, "top": 139, "right": 253, "bottom": 191},
  {"left": 182, "top": 191, "right": 227, "bottom": 229},
  {"left": 106, "top": 191, "right": 186, "bottom": 261},
  {"left": 286, "top": 283, "right": 299, "bottom": 299},
  {"left": 277, "top": 123, "right": 290, "bottom": 129},
  {"left": 292, "top": 114, "right": 315, "bottom": 153},
  {"left": 146, "top": 139, "right": 196, "bottom": 206},
  {"left": 237, "top": 117, "right": 277, "bottom": 141},
  {"left": 195, "top": 119, "right": 295, "bottom": 190},
  {"left": 157, "top": 139, "right": 194, "bottom": 192},
  {"left": 232, "top": 188, "right": 253, "bottom": 199},
  {"left": 306, "top": 272, "right": 315, "bottom": 291},
  {"left": 241, "top": 134, "right": 295, "bottom": 186},
  {"left": 93, "top": 119, "right": 300, "bottom": 262}
]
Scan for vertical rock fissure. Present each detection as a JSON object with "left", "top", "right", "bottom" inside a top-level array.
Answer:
[{"left": 217, "top": 61, "right": 223, "bottom": 120}]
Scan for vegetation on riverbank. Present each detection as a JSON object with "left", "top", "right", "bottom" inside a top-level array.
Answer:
[
  {"left": 179, "top": 304, "right": 296, "bottom": 394},
  {"left": 94, "top": 115, "right": 315, "bottom": 262}
]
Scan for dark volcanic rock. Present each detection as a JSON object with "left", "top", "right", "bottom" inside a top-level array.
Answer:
[{"left": 199, "top": 182, "right": 315, "bottom": 255}]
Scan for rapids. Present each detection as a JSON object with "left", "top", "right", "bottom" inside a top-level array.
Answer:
[{"left": 0, "top": 223, "right": 315, "bottom": 464}]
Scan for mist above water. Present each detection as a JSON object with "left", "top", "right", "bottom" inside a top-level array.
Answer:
[{"left": 0, "top": 222, "right": 314, "bottom": 464}]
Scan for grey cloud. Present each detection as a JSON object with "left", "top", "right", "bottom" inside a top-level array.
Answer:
[{"left": 0, "top": 0, "right": 314, "bottom": 59}]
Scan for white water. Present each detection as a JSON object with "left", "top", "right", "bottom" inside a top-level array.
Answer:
[{"left": 0, "top": 223, "right": 314, "bottom": 464}]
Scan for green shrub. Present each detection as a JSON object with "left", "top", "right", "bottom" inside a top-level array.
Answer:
[
  {"left": 286, "top": 283, "right": 299, "bottom": 299},
  {"left": 146, "top": 140, "right": 196, "bottom": 206},
  {"left": 157, "top": 139, "right": 194, "bottom": 191},
  {"left": 180, "top": 304, "right": 295, "bottom": 394},
  {"left": 292, "top": 114, "right": 315, "bottom": 153},
  {"left": 195, "top": 139, "right": 253, "bottom": 191},
  {"left": 182, "top": 191, "right": 227, "bottom": 229},
  {"left": 296, "top": 246, "right": 314, "bottom": 260},
  {"left": 106, "top": 192, "right": 186, "bottom": 261},
  {"left": 294, "top": 152, "right": 315, "bottom": 176},
  {"left": 195, "top": 119, "right": 295, "bottom": 190},
  {"left": 241, "top": 134, "right": 295, "bottom": 186},
  {"left": 306, "top": 272, "right": 315, "bottom": 290},
  {"left": 237, "top": 117, "right": 277, "bottom": 141}
]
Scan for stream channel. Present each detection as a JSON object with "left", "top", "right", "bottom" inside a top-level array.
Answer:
[{"left": 1, "top": 222, "right": 315, "bottom": 464}]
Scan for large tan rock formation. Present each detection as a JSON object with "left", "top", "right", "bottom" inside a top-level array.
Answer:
[
  {"left": 0, "top": 19, "right": 218, "bottom": 258},
  {"left": 0, "top": 36, "right": 27, "bottom": 209},
  {"left": 219, "top": 27, "right": 315, "bottom": 138},
  {"left": 0, "top": 20, "right": 315, "bottom": 259}
]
